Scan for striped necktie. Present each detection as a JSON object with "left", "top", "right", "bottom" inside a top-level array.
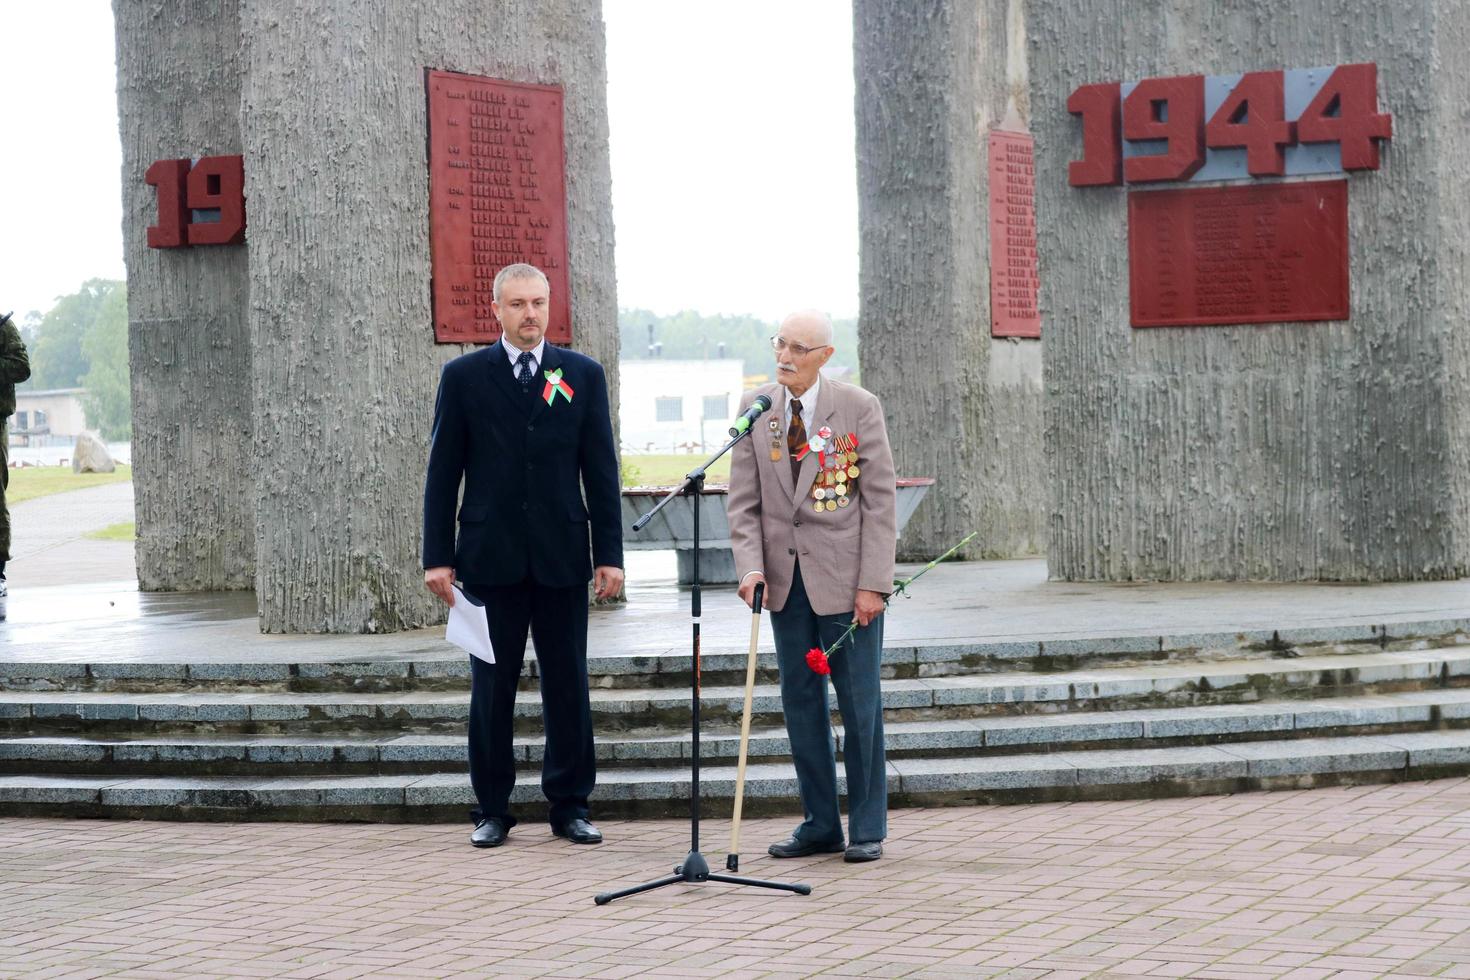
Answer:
[{"left": 787, "top": 398, "right": 806, "bottom": 482}]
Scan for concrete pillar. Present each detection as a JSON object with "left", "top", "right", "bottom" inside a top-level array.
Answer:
[
  {"left": 114, "top": 0, "right": 255, "bottom": 592},
  {"left": 1029, "top": 0, "right": 1468, "bottom": 581},
  {"left": 117, "top": 0, "right": 618, "bottom": 631},
  {"left": 852, "top": 0, "right": 1046, "bottom": 561},
  {"left": 239, "top": 0, "right": 617, "bottom": 631}
]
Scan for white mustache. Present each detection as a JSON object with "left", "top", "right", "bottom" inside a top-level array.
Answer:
[{"left": 778, "top": 362, "right": 796, "bottom": 373}]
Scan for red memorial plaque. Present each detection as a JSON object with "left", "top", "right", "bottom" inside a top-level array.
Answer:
[
  {"left": 426, "top": 70, "right": 571, "bottom": 345},
  {"left": 988, "top": 130, "right": 1040, "bottom": 338},
  {"left": 1128, "top": 180, "right": 1349, "bottom": 328}
]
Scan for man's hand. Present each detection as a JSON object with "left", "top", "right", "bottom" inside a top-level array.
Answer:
[
  {"left": 424, "top": 566, "right": 456, "bottom": 606},
  {"left": 593, "top": 565, "right": 625, "bottom": 600},
  {"left": 738, "top": 572, "right": 767, "bottom": 609},
  {"left": 853, "top": 589, "right": 885, "bottom": 627}
]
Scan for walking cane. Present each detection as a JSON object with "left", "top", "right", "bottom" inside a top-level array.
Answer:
[{"left": 726, "top": 582, "right": 764, "bottom": 872}]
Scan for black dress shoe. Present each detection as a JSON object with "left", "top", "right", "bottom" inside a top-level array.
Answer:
[
  {"left": 844, "top": 841, "right": 882, "bottom": 863},
  {"left": 767, "top": 835, "right": 845, "bottom": 858},
  {"left": 470, "top": 817, "right": 509, "bottom": 848},
  {"left": 552, "top": 818, "right": 603, "bottom": 844}
]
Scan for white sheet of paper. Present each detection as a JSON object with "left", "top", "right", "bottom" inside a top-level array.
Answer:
[{"left": 445, "top": 585, "right": 494, "bottom": 664}]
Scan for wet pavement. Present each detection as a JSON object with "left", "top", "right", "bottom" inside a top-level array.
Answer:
[
  {"left": 3, "top": 547, "right": 1468, "bottom": 664},
  {"left": 3, "top": 478, "right": 1468, "bottom": 665},
  {"left": 7, "top": 480, "right": 135, "bottom": 588}
]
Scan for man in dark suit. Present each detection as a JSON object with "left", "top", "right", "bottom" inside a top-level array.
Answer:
[{"left": 423, "top": 263, "right": 624, "bottom": 849}]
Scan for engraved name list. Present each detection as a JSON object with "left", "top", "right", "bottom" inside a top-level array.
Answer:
[{"left": 427, "top": 71, "right": 571, "bottom": 344}]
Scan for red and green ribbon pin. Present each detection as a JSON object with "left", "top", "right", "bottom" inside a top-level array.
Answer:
[{"left": 542, "top": 368, "right": 574, "bottom": 405}]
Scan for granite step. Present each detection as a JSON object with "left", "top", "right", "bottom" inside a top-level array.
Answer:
[
  {"left": 3, "top": 730, "right": 1468, "bottom": 821},
  {"left": 6, "top": 690, "right": 1470, "bottom": 778},
  {"left": 5, "top": 645, "right": 1470, "bottom": 737},
  {"left": 4, "top": 621, "right": 1465, "bottom": 693}
]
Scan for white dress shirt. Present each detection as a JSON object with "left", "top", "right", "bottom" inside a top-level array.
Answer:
[
  {"left": 502, "top": 336, "right": 546, "bottom": 379},
  {"left": 784, "top": 375, "right": 821, "bottom": 430}
]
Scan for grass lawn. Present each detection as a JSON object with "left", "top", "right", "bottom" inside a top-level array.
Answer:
[
  {"left": 84, "top": 521, "right": 135, "bottom": 542},
  {"left": 622, "top": 453, "right": 731, "bottom": 487},
  {"left": 7, "top": 465, "right": 132, "bottom": 505}
]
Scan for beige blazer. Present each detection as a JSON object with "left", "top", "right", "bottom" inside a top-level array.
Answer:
[{"left": 727, "top": 378, "right": 897, "bottom": 615}]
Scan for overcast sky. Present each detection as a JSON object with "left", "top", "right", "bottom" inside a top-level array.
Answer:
[{"left": 0, "top": 0, "right": 858, "bottom": 324}]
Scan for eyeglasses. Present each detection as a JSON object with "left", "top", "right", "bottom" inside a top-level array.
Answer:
[{"left": 770, "top": 336, "right": 827, "bottom": 358}]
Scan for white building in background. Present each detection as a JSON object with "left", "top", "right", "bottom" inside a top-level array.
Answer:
[
  {"left": 619, "top": 359, "right": 744, "bottom": 454},
  {"left": 11, "top": 388, "right": 89, "bottom": 446}
]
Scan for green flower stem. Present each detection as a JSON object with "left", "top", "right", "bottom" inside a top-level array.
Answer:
[
  {"left": 820, "top": 529, "right": 978, "bottom": 662},
  {"left": 891, "top": 529, "right": 978, "bottom": 598},
  {"left": 819, "top": 618, "right": 862, "bottom": 659}
]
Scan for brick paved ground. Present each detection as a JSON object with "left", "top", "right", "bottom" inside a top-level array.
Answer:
[{"left": 3, "top": 780, "right": 1470, "bottom": 978}]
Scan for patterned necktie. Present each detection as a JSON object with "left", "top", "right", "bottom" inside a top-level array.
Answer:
[
  {"left": 787, "top": 398, "right": 806, "bottom": 483},
  {"left": 516, "top": 350, "right": 535, "bottom": 392}
]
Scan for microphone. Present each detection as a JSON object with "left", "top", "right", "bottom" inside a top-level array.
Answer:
[{"left": 727, "top": 394, "right": 773, "bottom": 437}]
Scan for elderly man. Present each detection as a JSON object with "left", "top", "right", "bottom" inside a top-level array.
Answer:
[
  {"left": 727, "top": 309, "right": 897, "bottom": 863},
  {"left": 423, "top": 264, "right": 624, "bottom": 849}
]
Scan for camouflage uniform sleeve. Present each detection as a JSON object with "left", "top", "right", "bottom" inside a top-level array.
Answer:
[{"left": 0, "top": 320, "right": 30, "bottom": 385}]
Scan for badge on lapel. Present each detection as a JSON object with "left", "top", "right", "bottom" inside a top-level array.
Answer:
[{"left": 542, "top": 368, "right": 574, "bottom": 405}]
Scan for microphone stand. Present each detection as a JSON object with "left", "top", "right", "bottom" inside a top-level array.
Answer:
[{"left": 594, "top": 415, "right": 811, "bottom": 905}]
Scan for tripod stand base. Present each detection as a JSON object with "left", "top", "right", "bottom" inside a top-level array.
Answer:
[{"left": 594, "top": 850, "right": 812, "bottom": 905}]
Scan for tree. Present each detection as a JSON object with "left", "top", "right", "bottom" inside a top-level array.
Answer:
[
  {"left": 28, "top": 279, "right": 122, "bottom": 390},
  {"left": 618, "top": 308, "right": 860, "bottom": 379},
  {"left": 79, "top": 286, "right": 131, "bottom": 441},
  {"left": 18, "top": 311, "right": 42, "bottom": 353}
]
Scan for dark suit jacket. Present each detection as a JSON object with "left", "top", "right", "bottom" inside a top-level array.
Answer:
[{"left": 422, "top": 342, "right": 623, "bottom": 587}]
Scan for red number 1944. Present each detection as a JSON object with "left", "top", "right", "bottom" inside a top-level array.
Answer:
[{"left": 1068, "top": 63, "right": 1392, "bottom": 187}]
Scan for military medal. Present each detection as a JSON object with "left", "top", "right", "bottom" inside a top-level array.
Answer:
[
  {"left": 769, "top": 418, "right": 783, "bottom": 462},
  {"left": 801, "top": 429, "right": 865, "bottom": 512}
]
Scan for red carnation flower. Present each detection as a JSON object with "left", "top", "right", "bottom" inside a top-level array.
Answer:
[{"left": 805, "top": 647, "right": 831, "bottom": 675}]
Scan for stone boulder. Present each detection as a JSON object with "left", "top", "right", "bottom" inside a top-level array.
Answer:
[{"left": 72, "top": 432, "right": 116, "bottom": 474}]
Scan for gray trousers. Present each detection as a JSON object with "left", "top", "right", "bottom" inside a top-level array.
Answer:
[{"left": 769, "top": 562, "right": 887, "bottom": 845}]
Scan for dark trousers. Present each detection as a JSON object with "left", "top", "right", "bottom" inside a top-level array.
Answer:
[
  {"left": 1, "top": 421, "right": 10, "bottom": 564},
  {"left": 464, "top": 579, "right": 594, "bottom": 828},
  {"left": 768, "top": 563, "right": 887, "bottom": 845}
]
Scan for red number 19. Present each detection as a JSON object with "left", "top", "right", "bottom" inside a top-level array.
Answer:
[{"left": 146, "top": 155, "right": 247, "bottom": 248}]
